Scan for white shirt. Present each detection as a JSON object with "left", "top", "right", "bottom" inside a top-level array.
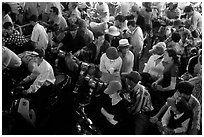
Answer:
[
  {"left": 27, "top": 59, "right": 56, "bottom": 93},
  {"left": 120, "top": 50, "right": 134, "bottom": 73},
  {"left": 143, "top": 54, "right": 164, "bottom": 79},
  {"left": 99, "top": 53, "right": 122, "bottom": 83},
  {"left": 31, "top": 23, "right": 48, "bottom": 50}
]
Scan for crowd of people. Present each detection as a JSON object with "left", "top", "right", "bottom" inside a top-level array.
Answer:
[{"left": 2, "top": 2, "right": 202, "bottom": 135}]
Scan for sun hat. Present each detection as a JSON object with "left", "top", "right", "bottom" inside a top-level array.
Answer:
[
  {"left": 121, "top": 71, "right": 141, "bottom": 84},
  {"left": 149, "top": 42, "right": 166, "bottom": 55},
  {"left": 105, "top": 26, "right": 120, "bottom": 36},
  {"left": 104, "top": 81, "right": 122, "bottom": 95},
  {"left": 106, "top": 47, "right": 119, "bottom": 60},
  {"left": 118, "top": 39, "right": 130, "bottom": 49}
]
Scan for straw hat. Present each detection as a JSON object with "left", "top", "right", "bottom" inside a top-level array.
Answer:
[{"left": 105, "top": 26, "right": 120, "bottom": 36}]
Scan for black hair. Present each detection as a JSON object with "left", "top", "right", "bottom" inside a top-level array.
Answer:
[
  {"left": 171, "top": 32, "right": 181, "bottom": 42},
  {"left": 127, "top": 20, "right": 136, "bottom": 27},
  {"left": 115, "top": 15, "right": 126, "bottom": 23},
  {"left": 2, "top": 3, "right": 11, "bottom": 14},
  {"left": 166, "top": 48, "right": 180, "bottom": 65},
  {"left": 125, "top": 15, "right": 135, "bottom": 21},
  {"left": 184, "top": 5, "right": 194, "bottom": 13},
  {"left": 3, "top": 22, "right": 13, "bottom": 29},
  {"left": 176, "top": 81, "right": 194, "bottom": 95},
  {"left": 29, "top": 15, "right": 38, "bottom": 22},
  {"left": 51, "top": 6, "right": 59, "bottom": 15}
]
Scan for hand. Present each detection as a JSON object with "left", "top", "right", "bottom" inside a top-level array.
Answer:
[
  {"left": 155, "top": 85, "right": 164, "bottom": 91},
  {"left": 150, "top": 116, "right": 158, "bottom": 123},
  {"left": 151, "top": 82, "right": 157, "bottom": 88}
]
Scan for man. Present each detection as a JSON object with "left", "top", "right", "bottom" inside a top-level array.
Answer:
[
  {"left": 114, "top": 14, "right": 128, "bottom": 33},
  {"left": 118, "top": 39, "right": 134, "bottom": 73},
  {"left": 150, "top": 81, "right": 201, "bottom": 135},
  {"left": 2, "top": 46, "right": 22, "bottom": 70},
  {"left": 121, "top": 71, "right": 153, "bottom": 134},
  {"left": 76, "top": 31, "right": 110, "bottom": 65},
  {"left": 29, "top": 14, "right": 48, "bottom": 50},
  {"left": 127, "top": 20, "right": 144, "bottom": 71},
  {"left": 18, "top": 48, "right": 55, "bottom": 94},
  {"left": 3, "top": 22, "right": 29, "bottom": 54},
  {"left": 49, "top": 6, "right": 67, "bottom": 33},
  {"left": 56, "top": 23, "right": 85, "bottom": 54},
  {"left": 95, "top": 2, "right": 110, "bottom": 22},
  {"left": 183, "top": 5, "right": 202, "bottom": 37}
]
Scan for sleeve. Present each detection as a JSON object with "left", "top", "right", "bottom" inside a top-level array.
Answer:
[
  {"left": 189, "top": 14, "right": 198, "bottom": 32},
  {"left": 2, "top": 48, "right": 11, "bottom": 70},
  {"left": 161, "top": 107, "right": 171, "bottom": 127},
  {"left": 99, "top": 54, "right": 108, "bottom": 73},
  {"left": 191, "top": 98, "right": 201, "bottom": 131},
  {"left": 143, "top": 56, "right": 152, "bottom": 73},
  {"left": 31, "top": 28, "right": 39, "bottom": 43},
  {"left": 174, "top": 118, "right": 190, "bottom": 134},
  {"left": 27, "top": 67, "right": 48, "bottom": 93}
]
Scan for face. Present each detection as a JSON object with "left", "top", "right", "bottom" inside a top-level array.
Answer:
[
  {"left": 70, "top": 30, "right": 77, "bottom": 37},
  {"left": 163, "top": 51, "right": 172, "bottom": 63},
  {"left": 119, "top": 47, "right": 128, "bottom": 55},
  {"left": 128, "top": 25, "right": 134, "bottom": 33},
  {"left": 96, "top": 35, "right": 105, "bottom": 45},
  {"left": 115, "top": 20, "right": 122, "bottom": 29},
  {"left": 69, "top": 15, "right": 77, "bottom": 24}
]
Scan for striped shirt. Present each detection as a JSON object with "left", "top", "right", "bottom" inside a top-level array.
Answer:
[{"left": 128, "top": 83, "right": 153, "bottom": 115}]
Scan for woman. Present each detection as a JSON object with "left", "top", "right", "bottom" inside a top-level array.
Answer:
[
  {"left": 152, "top": 48, "right": 180, "bottom": 111},
  {"left": 100, "top": 81, "right": 133, "bottom": 134},
  {"left": 99, "top": 47, "right": 122, "bottom": 83}
]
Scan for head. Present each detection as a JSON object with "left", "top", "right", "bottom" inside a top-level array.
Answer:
[
  {"left": 149, "top": 42, "right": 166, "bottom": 55},
  {"left": 131, "top": 5, "right": 140, "bottom": 17},
  {"left": 68, "top": 2, "right": 78, "bottom": 10},
  {"left": 104, "top": 81, "right": 122, "bottom": 95},
  {"left": 68, "top": 23, "right": 78, "bottom": 37},
  {"left": 118, "top": 39, "right": 130, "bottom": 55},
  {"left": 115, "top": 15, "right": 126, "bottom": 29},
  {"left": 142, "top": 2, "right": 152, "bottom": 12},
  {"left": 168, "top": 2, "right": 178, "bottom": 10},
  {"left": 184, "top": 5, "right": 194, "bottom": 17},
  {"left": 68, "top": 14, "right": 78, "bottom": 24},
  {"left": 122, "top": 71, "right": 141, "bottom": 87},
  {"left": 176, "top": 81, "right": 194, "bottom": 100},
  {"left": 3, "top": 22, "right": 14, "bottom": 35},
  {"left": 171, "top": 32, "right": 181, "bottom": 43},
  {"left": 2, "top": 3, "right": 11, "bottom": 16},
  {"left": 98, "top": 2, "right": 103, "bottom": 5},
  {"left": 127, "top": 20, "right": 136, "bottom": 32},
  {"left": 105, "top": 26, "right": 120, "bottom": 39},
  {"left": 163, "top": 48, "right": 179, "bottom": 65},
  {"left": 29, "top": 15, "right": 38, "bottom": 26},
  {"left": 94, "top": 31, "right": 105, "bottom": 45},
  {"left": 50, "top": 6, "right": 59, "bottom": 17},
  {"left": 105, "top": 47, "right": 119, "bottom": 60}
]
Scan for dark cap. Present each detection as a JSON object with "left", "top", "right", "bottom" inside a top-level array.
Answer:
[{"left": 121, "top": 71, "right": 141, "bottom": 84}]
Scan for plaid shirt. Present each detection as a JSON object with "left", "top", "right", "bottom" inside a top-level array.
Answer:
[
  {"left": 128, "top": 83, "right": 153, "bottom": 115},
  {"left": 3, "top": 30, "right": 28, "bottom": 47}
]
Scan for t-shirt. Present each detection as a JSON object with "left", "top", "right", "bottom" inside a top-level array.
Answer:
[{"left": 31, "top": 23, "right": 48, "bottom": 50}]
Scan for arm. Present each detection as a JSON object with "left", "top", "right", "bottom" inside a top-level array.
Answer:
[
  {"left": 161, "top": 76, "right": 176, "bottom": 91},
  {"left": 143, "top": 56, "right": 152, "bottom": 73},
  {"left": 161, "top": 107, "right": 171, "bottom": 127},
  {"left": 99, "top": 54, "right": 108, "bottom": 73}
]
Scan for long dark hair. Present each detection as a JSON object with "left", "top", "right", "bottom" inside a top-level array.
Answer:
[{"left": 166, "top": 48, "right": 180, "bottom": 66}]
